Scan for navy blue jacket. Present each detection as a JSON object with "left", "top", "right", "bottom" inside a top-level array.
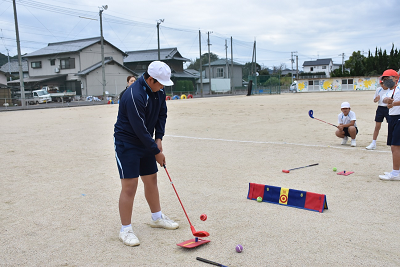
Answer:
[{"left": 114, "top": 76, "right": 167, "bottom": 155}]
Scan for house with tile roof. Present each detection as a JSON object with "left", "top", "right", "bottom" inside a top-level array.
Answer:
[
  {"left": 124, "top": 48, "right": 198, "bottom": 93},
  {"left": 8, "top": 37, "right": 136, "bottom": 97},
  {"left": 0, "top": 59, "right": 29, "bottom": 80},
  {"left": 302, "top": 58, "right": 341, "bottom": 78}
]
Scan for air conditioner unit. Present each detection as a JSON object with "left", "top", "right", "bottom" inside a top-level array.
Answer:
[{"left": 55, "top": 67, "right": 60, "bottom": 73}]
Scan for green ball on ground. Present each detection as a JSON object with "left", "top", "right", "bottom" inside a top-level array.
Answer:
[
  {"left": 333, "top": 167, "right": 337, "bottom": 172},
  {"left": 257, "top": 196, "right": 262, "bottom": 202}
]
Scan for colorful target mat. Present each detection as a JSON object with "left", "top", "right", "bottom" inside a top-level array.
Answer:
[{"left": 247, "top": 183, "right": 328, "bottom": 213}]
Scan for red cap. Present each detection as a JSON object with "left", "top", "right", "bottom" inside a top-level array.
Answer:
[{"left": 381, "top": 69, "right": 399, "bottom": 77}]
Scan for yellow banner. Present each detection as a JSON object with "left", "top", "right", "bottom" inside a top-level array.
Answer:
[{"left": 279, "top": 187, "right": 289, "bottom": 205}]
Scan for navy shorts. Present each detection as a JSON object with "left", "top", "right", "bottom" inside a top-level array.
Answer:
[
  {"left": 343, "top": 126, "right": 358, "bottom": 137},
  {"left": 375, "top": 106, "right": 389, "bottom": 123},
  {"left": 387, "top": 115, "right": 400, "bottom": 146},
  {"left": 114, "top": 138, "right": 158, "bottom": 179}
]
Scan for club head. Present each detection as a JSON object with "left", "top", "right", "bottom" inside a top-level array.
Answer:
[
  {"left": 282, "top": 170, "right": 290, "bottom": 173},
  {"left": 193, "top": 231, "right": 210, "bottom": 237},
  {"left": 308, "top": 110, "right": 314, "bottom": 118},
  {"left": 191, "top": 225, "right": 209, "bottom": 237}
]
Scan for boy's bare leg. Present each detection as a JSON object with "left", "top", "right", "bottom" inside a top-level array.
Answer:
[
  {"left": 391, "top": 145, "right": 400, "bottom": 171},
  {"left": 348, "top": 126, "right": 357, "bottom": 139},
  {"left": 335, "top": 129, "right": 345, "bottom": 138},
  {"left": 373, "top": 122, "right": 382, "bottom": 140},
  {"left": 119, "top": 178, "right": 139, "bottom": 225},
  {"left": 141, "top": 173, "right": 161, "bottom": 213}
]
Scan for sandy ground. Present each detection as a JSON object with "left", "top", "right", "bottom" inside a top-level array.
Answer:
[{"left": 1, "top": 91, "right": 400, "bottom": 266}]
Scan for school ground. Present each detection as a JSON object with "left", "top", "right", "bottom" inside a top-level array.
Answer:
[{"left": 1, "top": 91, "right": 399, "bottom": 266}]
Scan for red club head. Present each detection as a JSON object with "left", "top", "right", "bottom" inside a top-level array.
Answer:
[
  {"left": 282, "top": 170, "right": 290, "bottom": 173},
  {"left": 193, "top": 231, "right": 210, "bottom": 237}
]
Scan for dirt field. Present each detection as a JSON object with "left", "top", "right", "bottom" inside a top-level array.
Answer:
[{"left": 1, "top": 91, "right": 400, "bottom": 266}]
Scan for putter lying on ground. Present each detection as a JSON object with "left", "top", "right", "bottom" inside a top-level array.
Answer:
[
  {"left": 163, "top": 165, "right": 209, "bottom": 237},
  {"left": 308, "top": 110, "right": 337, "bottom": 127},
  {"left": 196, "top": 257, "right": 228, "bottom": 267},
  {"left": 282, "top": 163, "right": 319, "bottom": 173}
]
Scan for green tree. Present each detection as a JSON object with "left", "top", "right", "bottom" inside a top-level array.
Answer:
[
  {"left": 345, "top": 51, "right": 366, "bottom": 76},
  {"left": 187, "top": 53, "right": 219, "bottom": 70},
  {"left": 242, "top": 62, "right": 261, "bottom": 79}
]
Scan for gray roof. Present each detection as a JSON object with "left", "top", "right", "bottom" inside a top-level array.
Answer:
[
  {"left": 8, "top": 74, "right": 68, "bottom": 84},
  {"left": 204, "top": 59, "right": 243, "bottom": 67},
  {"left": 24, "top": 37, "right": 127, "bottom": 58},
  {"left": 0, "top": 59, "right": 28, "bottom": 73},
  {"left": 124, "top": 48, "right": 190, "bottom": 63},
  {"left": 303, "top": 58, "right": 332, "bottom": 66},
  {"left": 76, "top": 57, "right": 137, "bottom": 76}
]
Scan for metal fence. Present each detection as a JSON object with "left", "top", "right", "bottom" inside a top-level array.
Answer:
[
  {"left": 0, "top": 95, "right": 112, "bottom": 111},
  {"left": 248, "top": 75, "right": 282, "bottom": 95}
]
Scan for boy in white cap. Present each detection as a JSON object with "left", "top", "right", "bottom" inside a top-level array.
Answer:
[
  {"left": 365, "top": 79, "right": 391, "bottom": 150},
  {"left": 114, "top": 61, "right": 178, "bottom": 246},
  {"left": 335, "top": 102, "right": 358, "bottom": 147},
  {"left": 379, "top": 69, "right": 400, "bottom": 180}
]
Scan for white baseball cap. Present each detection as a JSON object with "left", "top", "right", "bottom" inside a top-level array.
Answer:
[
  {"left": 147, "top": 61, "right": 174, "bottom": 86},
  {"left": 341, "top": 102, "right": 350, "bottom": 108}
]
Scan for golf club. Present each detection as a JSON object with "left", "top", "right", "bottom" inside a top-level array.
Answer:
[
  {"left": 308, "top": 110, "right": 337, "bottom": 127},
  {"left": 282, "top": 163, "right": 319, "bottom": 173},
  {"left": 196, "top": 257, "right": 228, "bottom": 267},
  {"left": 163, "top": 165, "right": 209, "bottom": 237}
]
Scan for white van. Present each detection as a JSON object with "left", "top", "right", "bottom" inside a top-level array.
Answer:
[{"left": 33, "top": 89, "right": 52, "bottom": 103}]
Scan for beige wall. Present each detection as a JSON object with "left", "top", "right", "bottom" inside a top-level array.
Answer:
[
  {"left": 27, "top": 53, "right": 80, "bottom": 79},
  {"left": 83, "top": 63, "right": 133, "bottom": 97},
  {"left": 80, "top": 43, "right": 124, "bottom": 70},
  {"left": 0, "top": 72, "right": 7, "bottom": 85},
  {"left": 205, "top": 65, "right": 243, "bottom": 87}
]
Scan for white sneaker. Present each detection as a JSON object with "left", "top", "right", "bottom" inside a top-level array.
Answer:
[
  {"left": 379, "top": 173, "right": 400, "bottom": 181},
  {"left": 119, "top": 226, "right": 140, "bottom": 246},
  {"left": 150, "top": 214, "right": 179, "bottom": 230},
  {"left": 366, "top": 143, "right": 376, "bottom": 150},
  {"left": 341, "top": 136, "right": 348, "bottom": 145},
  {"left": 351, "top": 140, "right": 356, "bottom": 147}
]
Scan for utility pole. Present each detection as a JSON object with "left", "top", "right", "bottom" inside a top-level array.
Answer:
[
  {"left": 207, "top": 31, "right": 212, "bottom": 94},
  {"left": 99, "top": 5, "right": 108, "bottom": 102},
  {"left": 12, "top": 0, "right": 25, "bottom": 108},
  {"left": 157, "top": 19, "right": 164, "bottom": 60},
  {"left": 6, "top": 48, "right": 11, "bottom": 81},
  {"left": 225, "top": 39, "right": 228, "bottom": 78},
  {"left": 199, "top": 30, "right": 203, "bottom": 97},
  {"left": 339, "top": 53, "right": 345, "bottom": 73},
  {"left": 291, "top": 51, "right": 297, "bottom": 83},
  {"left": 230, "top": 37, "right": 233, "bottom": 92},
  {"left": 296, "top": 55, "right": 298, "bottom": 80}
]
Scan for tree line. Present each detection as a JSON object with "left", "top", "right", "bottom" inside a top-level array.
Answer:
[{"left": 331, "top": 44, "right": 400, "bottom": 77}]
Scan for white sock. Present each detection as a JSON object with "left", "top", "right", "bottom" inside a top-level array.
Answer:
[
  {"left": 372, "top": 140, "right": 376, "bottom": 145},
  {"left": 351, "top": 139, "right": 356, "bottom": 141},
  {"left": 120, "top": 224, "right": 132, "bottom": 232},
  {"left": 391, "top": 170, "right": 399, "bottom": 176},
  {"left": 152, "top": 211, "right": 162, "bottom": 221}
]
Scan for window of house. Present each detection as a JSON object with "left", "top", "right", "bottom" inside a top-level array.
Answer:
[
  {"left": 50, "top": 59, "right": 55, "bottom": 66},
  {"left": 314, "top": 80, "right": 319, "bottom": 85},
  {"left": 342, "top": 79, "right": 348, "bottom": 84},
  {"left": 60, "top": 58, "right": 75, "bottom": 69},
  {"left": 31, "top": 61, "right": 42, "bottom": 68},
  {"left": 308, "top": 81, "right": 313, "bottom": 85},
  {"left": 216, "top": 67, "right": 224, "bottom": 78},
  {"left": 310, "top": 67, "right": 314, "bottom": 71},
  {"left": 322, "top": 66, "right": 326, "bottom": 69},
  {"left": 348, "top": 79, "right": 353, "bottom": 84}
]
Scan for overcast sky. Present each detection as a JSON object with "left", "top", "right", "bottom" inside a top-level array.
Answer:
[{"left": 1, "top": 0, "right": 399, "bottom": 70}]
